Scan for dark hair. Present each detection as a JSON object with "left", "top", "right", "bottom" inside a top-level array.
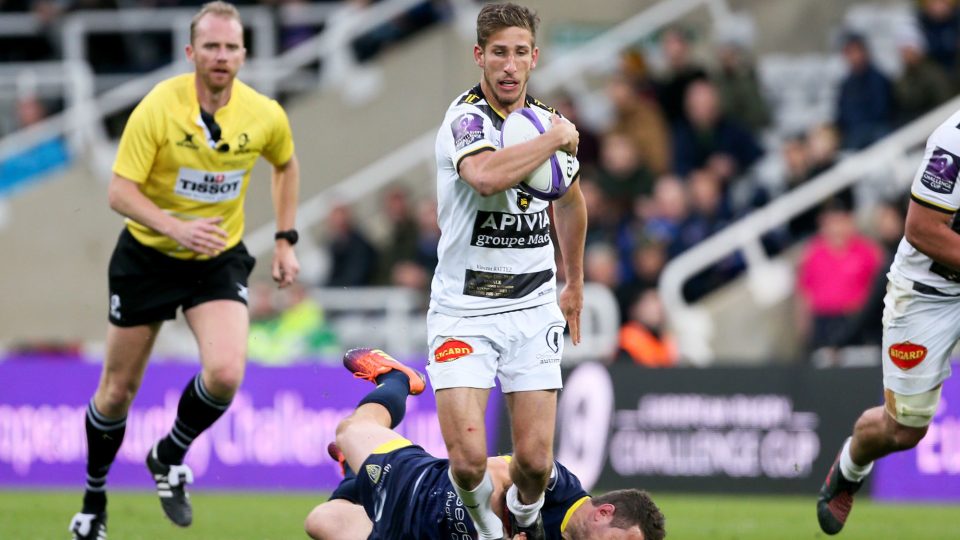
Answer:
[
  {"left": 476, "top": 2, "right": 539, "bottom": 49},
  {"left": 592, "top": 489, "right": 666, "bottom": 540}
]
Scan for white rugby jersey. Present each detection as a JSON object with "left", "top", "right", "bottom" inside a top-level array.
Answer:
[
  {"left": 430, "top": 84, "right": 562, "bottom": 316},
  {"left": 890, "top": 107, "right": 960, "bottom": 294}
]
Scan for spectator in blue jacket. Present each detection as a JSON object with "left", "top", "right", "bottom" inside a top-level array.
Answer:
[
  {"left": 835, "top": 32, "right": 895, "bottom": 149},
  {"left": 671, "top": 78, "right": 764, "bottom": 179},
  {"left": 917, "top": 0, "right": 960, "bottom": 76}
]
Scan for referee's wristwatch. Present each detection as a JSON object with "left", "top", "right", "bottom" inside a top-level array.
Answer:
[{"left": 274, "top": 229, "right": 299, "bottom": 246}]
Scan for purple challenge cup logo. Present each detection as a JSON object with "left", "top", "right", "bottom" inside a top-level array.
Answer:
[
  {"left": 921, "top": 146, "right": 960, "bottom": 195},
  {"left": 451, "top": 113, "right": 485, "bottom": 151}
]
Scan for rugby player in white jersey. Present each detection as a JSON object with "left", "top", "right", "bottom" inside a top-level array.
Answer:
[
  {"left": 817, "top": 108, "right": 960, "bottom": 534},
  {"left": 429, "top": 3, "right": 586, "bottom": 539}
]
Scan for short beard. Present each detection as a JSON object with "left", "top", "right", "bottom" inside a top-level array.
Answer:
[
  {"left": 483, "top": 73, "right": 523, "bottom": 110},
  {"left": 201, "top": 72, "right": 232, "bottom": 94}
]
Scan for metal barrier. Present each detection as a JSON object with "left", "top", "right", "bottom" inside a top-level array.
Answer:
[
  {"left": 658, "top": 95, "right": 960, "bottom": 365},
  {"left": 0, "top": 0, "right": 455, "bottom": 166},
  {"left": 245, "top": 0, "right": 734, "bottom": 256}
]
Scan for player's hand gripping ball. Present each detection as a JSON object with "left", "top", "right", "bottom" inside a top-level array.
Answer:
[{"left": 500, "top": 107, "right": 580, "bottom": 200}]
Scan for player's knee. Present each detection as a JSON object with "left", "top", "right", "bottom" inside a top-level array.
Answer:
[
  {"left": 304, "top": 504, "right": 332, "bottom": 540},
  {"left": 448, "top": 454, "right": 487, "bottom": 488},
  {"left": 891, "top": 423, "right": 928, "bottom": 450},
  {"left": 512, "top": 447, "right": 553, "bottom": 481},
  {"left": 202, "top": 364, "right": 245, "bottom": 398},
  {"left": 334, "top": 419, "right": 351, "bottom": 446},
  {"left": 97, "top": 379, "right": 139, "bottom": 414},
  {"left": 335, "top": 413, "right": 364, "bottom": 448}
]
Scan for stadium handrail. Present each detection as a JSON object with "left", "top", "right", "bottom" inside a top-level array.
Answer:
[
  {"left": 0, "top": 12, "right": 43, "bottom": 36},
  {"left": 311, "top": 286, "right": 424, "bottom": 355},
  {"left": 0, "top": 0, "right": 451, "bottom": 167},
  {"left": 244, "top": 0, "right": 733, "bottom": 258},
  {"left": 658, "top": 94, "right": 960, "bottom": 366}
]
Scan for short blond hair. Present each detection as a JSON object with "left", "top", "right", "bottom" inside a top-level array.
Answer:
[{"left": 190, "top": 1, "right": 243, "bottom": 44}]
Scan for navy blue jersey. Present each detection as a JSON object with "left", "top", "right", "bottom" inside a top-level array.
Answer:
[{"left": 348, "top": 444, "right": 589, "bottom": 540}]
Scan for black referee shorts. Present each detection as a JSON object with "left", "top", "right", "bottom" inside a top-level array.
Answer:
[{"left": 107, "top": 229, "right": 256, "bottom": 327}]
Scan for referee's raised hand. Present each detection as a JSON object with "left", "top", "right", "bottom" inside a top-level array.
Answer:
[{"left": 172, "top": 216, "right": 228, "bottom": 256}]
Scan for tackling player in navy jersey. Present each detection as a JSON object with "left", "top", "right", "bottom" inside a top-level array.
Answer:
[{"left": 304, "top": 349, "right": 665, "bottom": 540}]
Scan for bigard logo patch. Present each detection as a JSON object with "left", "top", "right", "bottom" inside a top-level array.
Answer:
[
  {"left": 888, "top": 342, "right": 927, "bottom": 370},
  {"left": 434, "top": 339, "right": 473, "bottom": 363},
  {"left": 366, "top": 464, "right": 382, "bottom": 484}
]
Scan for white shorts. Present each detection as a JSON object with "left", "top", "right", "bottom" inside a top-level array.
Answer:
[
  {"left": 881, "top": 276, "right": 958, "bottom": 395},
  {"left": 426, "top": 303, "right": 565, "bottom": 393}
]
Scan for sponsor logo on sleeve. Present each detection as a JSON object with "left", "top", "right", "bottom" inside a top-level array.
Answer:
[
  {"left": 921, "top": 146, "right": 960, "bottom": 194},
  {"left": 888, "top": 341, "right": 927, "bottom": 370},
  {"left": 434, "top": 339, "right": 474, "bottom": 363},
  {"left": 451, "top": 113, "right": 485, "bottom": 151}
]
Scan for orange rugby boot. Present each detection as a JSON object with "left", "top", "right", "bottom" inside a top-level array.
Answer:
[{"left": 342, "top": 348, "right": 426, "bottom": 395}]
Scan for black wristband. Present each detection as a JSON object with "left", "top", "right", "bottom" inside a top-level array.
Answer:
[{"left": 274, "top": 229, "right": 299, "bottom": 246}]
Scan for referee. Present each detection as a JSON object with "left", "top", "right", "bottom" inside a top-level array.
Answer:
[{"left": 68, "top": 3, "right": 301, "bottom": 538}]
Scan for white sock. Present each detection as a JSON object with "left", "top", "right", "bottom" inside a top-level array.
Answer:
[
  {"left": 506, "top": 483, "right": 545, "bottom": 528},
  {"left": 839, "top": 437, "right": 873, "bottom": 482},
  {"left": 449, "top": 469, "right": 503, "bottom": 540}
]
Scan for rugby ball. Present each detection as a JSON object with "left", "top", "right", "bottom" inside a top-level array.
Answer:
[{"left": 500, "top": 107, "right": 579, "bottom": 201}]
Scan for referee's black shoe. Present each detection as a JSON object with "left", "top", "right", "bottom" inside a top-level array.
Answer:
[
  {"left": 69, "top": 511, "right": 107, "bottom": 540},
  {"left": 146, "top": 444, "right": 194, "bottom": 527},
  {"left": 509, "top": 511, "right": 546, "bottom": 540}
]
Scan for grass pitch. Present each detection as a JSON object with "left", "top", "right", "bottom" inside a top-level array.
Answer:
[{"left": 3, "top": 490, "right": 960, "bottom": 539}]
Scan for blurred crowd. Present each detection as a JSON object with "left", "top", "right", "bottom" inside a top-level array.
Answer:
[
  {"left": 0, "top": 0, "right": 450, "bottom": 64},
  {"left": 284, "top": 1, "right": 960, "bottom": 367},
  {"left": 0, "top": 0, "right": 450, "bottom": 136},
  {"left": 6, "top": 0, "right": 960, "bottom": 366},
  {"left": 574, "top": 0, "right": 959, "bottom": 368}
]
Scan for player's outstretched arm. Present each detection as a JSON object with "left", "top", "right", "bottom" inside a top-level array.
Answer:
[
  {"left": 107, "top": 173, "right": 227, "bottom": 256},
  {"left": 552, "top": 181, "right": 586, "bottom": 345},
  {"left": 270, "top": 154, "right": 300, "bottom": 287}
]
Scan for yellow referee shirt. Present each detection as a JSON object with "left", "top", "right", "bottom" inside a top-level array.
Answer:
[{"left": 113, "top": 73, "right": 295, "bottom": 259}]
